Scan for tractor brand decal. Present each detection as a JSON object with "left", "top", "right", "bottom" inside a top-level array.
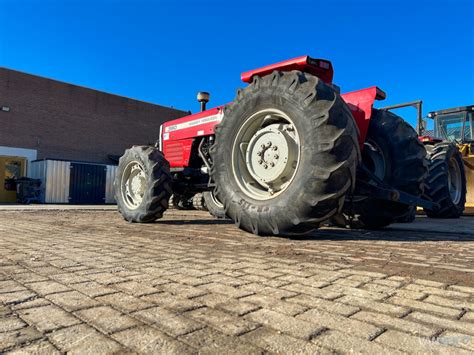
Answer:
[{"left": 164, "top": 113, "right": 223, "bottom": 133}]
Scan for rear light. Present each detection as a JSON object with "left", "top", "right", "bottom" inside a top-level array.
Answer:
[{"left": 319, "top": 61, "right": 330, "bottom": 69}]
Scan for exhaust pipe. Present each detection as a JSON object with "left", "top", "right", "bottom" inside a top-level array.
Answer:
[{"left": 197, "top": 92, "right": 210, "bottom": 112}]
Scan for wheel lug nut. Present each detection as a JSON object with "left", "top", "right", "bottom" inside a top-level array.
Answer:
[
  {"left": 272, "top": 146, "right": 278, "bottom": 151},
  {"left": 274, "top": 154, "right": 279, "bottom": 159},
  {"left": 258, "top": 159, "right": 263, "bottom": 164},
  {"left": 261, "top": 144, "right": 265, "bottom": 149},
  {"left": 257, "top": 151, "right": 262, "bottom": 156},
  {"left": 264, "top": 164, "right": 268, "bottom": 169},
  {"left": 267, "top": 141, "right": 272, "bottom": 147},
  {"left": 270, "top": 162, "right": 275, "bottom": 167}
]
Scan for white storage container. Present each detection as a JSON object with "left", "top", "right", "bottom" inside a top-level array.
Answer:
[{"left": 30, "top": 159, "right": 117, "bottom": 204}]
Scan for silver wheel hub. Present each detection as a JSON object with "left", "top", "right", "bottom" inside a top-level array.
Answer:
[
  {"left": 121, "top": 161, "right": 146, "bottom": 209},
  {"left": 246, "top": 124, "right": 296, "bottom": 187},
  {"left": 232, "top": 109, "right": 300, "bottom": 200}
]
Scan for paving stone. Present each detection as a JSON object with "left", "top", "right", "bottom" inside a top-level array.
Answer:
[
  {"left": 85, "top": 272, "right": 127, "bottom": 285},
  {"left": 45, "top": 290, "right": 99, "bottom": 311},
  {"left": 413, "top": 279, "right": 446, "bottom": 288},
  {"left": 352, "top": 310, "right": 439, "bottom": 337},
  {"left": 25, "top": 281, "right": 70, "bottom": 296},
  {"left": 424, "top": 295, "right": 474, "bottom": 310},
  {"left": 0, "top": 317, "right": 26, "bottom": 333},
  {"left": 0, "top": 327, "right": 42, "bottom": 352},
  {"left": 198, "top": 283, "right": 254, "bottom": 298},
  {"left": 112, "top": 325, "right": 194, "bottom": 353},
  {"left": 48, "top": 324, "right": 124, "bottom": 353},
  {"left": 157, "top": 282, "right": 208, "bottom": 298},
  {"left": 388, "top": 295, "right": 463, "bottom": 318},
  {"left": 296, "top": 308, "right": 383, "bottom": 340},
  {"left": 393, "top": 289, "right": 427, "bottom": 300},
  {"left": 404, "top": 284, "right": 470, "bottom": 299},
  {"left": 17, "top": 305, "right": 81, "bottom": 332},
  {"left": 375, "top": 329, "right": 471, "bottom": 354},
  {"left": 406, "top": 311, "right": 474, "bottom": 335},
  {"left": 312, "top": 329, "right": 402, "bottom": 354},
  {"left": 195, "top": 293, "right": 260, "bottom": 316},
  {"left": 449, "top": 285, "right": 474, "bottom": 294},
  {"left": 0, "top": 281, "right": 27, "bottom": 294},
  {"left": 75, "top": 306, "right": 141, "bottom": 333},
  {"left": 10, "top": 298, "right": 50, "bottom": 311},
  {"left": 95, "top": 292, "right": 152, "bottom": 313},
  {"left": 49, "top": 272, "right": 90, "bottom": 284},
  {"left": 5, "top": 340, "right": 61, "bottom": 354},
  {"left": 336, "top": 295, "right": 407, "bottom": 317},
  {"left": 133, "top": 306, "right": 204, "bottom": 337},
  {"left": 187, "top": 307, "right": 260, "bottom": 336},
  {"left": 323, "top": 284, "right": 393, "bottom": 301},
  {"left": 112, "top": 281, "right": 160, "bottom": 296},
  {"left": 437, "top": 331, "right": 474, "bottom": 351},
  {"left": 371, "top": 278, "right": 404, "bottom": 288},
  {"left": 333, "top": 277, "right": 365, "bottom": 288},
  {"left": 461, "top": 312, "right": 474, "bottom": 322},
  {"left": 70, "top": 281, "right": 117, "bottom": 297},
  {"left": 241, "top": 327, "right": 325, "bottom": 354},
  {"left": 141, "top": 291, "right": 203, "bottom": 312},
  {"left": 11, "top": 273, "right": 49, "bottom": 284},
  {"left": 287, "top": 294, "right": 360, "bottom": 316},
  {"left": 178, "top": 327, "right": 262, "bottom": 353},
  {"left": 241, "top": 294, "right": 307, "bottom": 316},
  {"left": 0, "top": 291, "right": 37, "bottom": 305},
  {"left": 245, "top": 309, "right": 324, "bottom": 340},
  {"left": 281, "top": 283, "right": 342, "bottom": 300}
]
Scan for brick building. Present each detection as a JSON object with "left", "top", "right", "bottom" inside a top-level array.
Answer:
[{"left": 0, "top": 67, "right": 188, "bottom": 202}]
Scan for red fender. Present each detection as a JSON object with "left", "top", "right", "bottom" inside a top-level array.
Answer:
[{"left": 341, "top": 86, "right": 386, "bottom": 147}]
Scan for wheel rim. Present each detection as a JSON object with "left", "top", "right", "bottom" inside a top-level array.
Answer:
[
  {"left": 121, "top": 161, "right": 146, "bottom": 210},
  {"left": 363, "top": 140, "right": 386, "bottom": 180},
  {"left": 447, "top": 156, "right": 462, "bottom": 204},
  {"left": 210, "top": 191, "right": 224, "bottom": 208},
  {"left": 231, "top": 109, "right": 300, "bottom": 200}
]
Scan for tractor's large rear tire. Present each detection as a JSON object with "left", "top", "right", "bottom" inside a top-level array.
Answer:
[
  {"left": 210, "top": 70, "right": 360, "bottom": 236},
  {"left": 423, "top": 143, "right": 466, "bottom": 218},
  {"left": 353, "top": 109, "right": 427, "bottom": 229},
  {"left": 115, "top": 146, "right": 172, "bottom": 222}
]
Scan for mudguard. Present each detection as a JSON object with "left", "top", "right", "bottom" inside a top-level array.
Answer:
[{"left": 341, "top": 86, "right": 386, "bottom": 146}]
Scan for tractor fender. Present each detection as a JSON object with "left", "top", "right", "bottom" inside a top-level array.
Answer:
[
  {"left": 341, "top": 86, "right": 386, "bottom": 147},
  {"left": 241, "top": 55, "right": 334, "bottom": 85}
]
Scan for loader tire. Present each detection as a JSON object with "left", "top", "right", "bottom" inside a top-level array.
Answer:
[
  {"left": 115, "top": 146, "right": 172, "bottom": 223},
  {"left": 210, "top": 70, "right": 360, "bottom": 236},
  {"left": 423, "top": 143, "right": 466, "bottom": 218},
  {"left": 203, "top": 191, "right": 226, "bottom": 219},
  {"left": 355, "top": 109, "right": 427, "bottom": 229}
]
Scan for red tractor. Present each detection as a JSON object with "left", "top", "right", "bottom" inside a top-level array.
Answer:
[{"left": 115, "top": 56, "right": 435, "bottom": 235}]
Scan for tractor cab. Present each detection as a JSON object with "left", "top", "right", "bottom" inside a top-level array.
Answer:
[{"left": 429, "top": 105, "right": 474, "bottom": 144}]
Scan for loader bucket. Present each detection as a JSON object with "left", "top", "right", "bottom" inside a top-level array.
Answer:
[{"left": 464, "top": 153, "right": 474, "bottom": 214}]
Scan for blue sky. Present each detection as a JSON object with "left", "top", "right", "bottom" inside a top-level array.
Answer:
[{"left": 1, "top": 0, "right": 473, "bottom": 128}]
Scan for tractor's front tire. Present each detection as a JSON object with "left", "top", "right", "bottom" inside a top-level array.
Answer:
[
  {"left": 211, "top": 70, "right": 360, "bottom": 236},
  {"left": 115, "top": 146, "right": 172, "bottom": 222},
  {"left": 192, "top": 193, "right": 207, "bottom": 211},
  {"left": 423, "top": 143, "right": 466, "bottom": 218},
  {"left": 203, "top": 191, "right": 227, "bottom": 219}
]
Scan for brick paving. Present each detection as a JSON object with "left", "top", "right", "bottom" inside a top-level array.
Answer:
[{"left": 0, "top": 210, "right": 473, "bottom": 353}]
